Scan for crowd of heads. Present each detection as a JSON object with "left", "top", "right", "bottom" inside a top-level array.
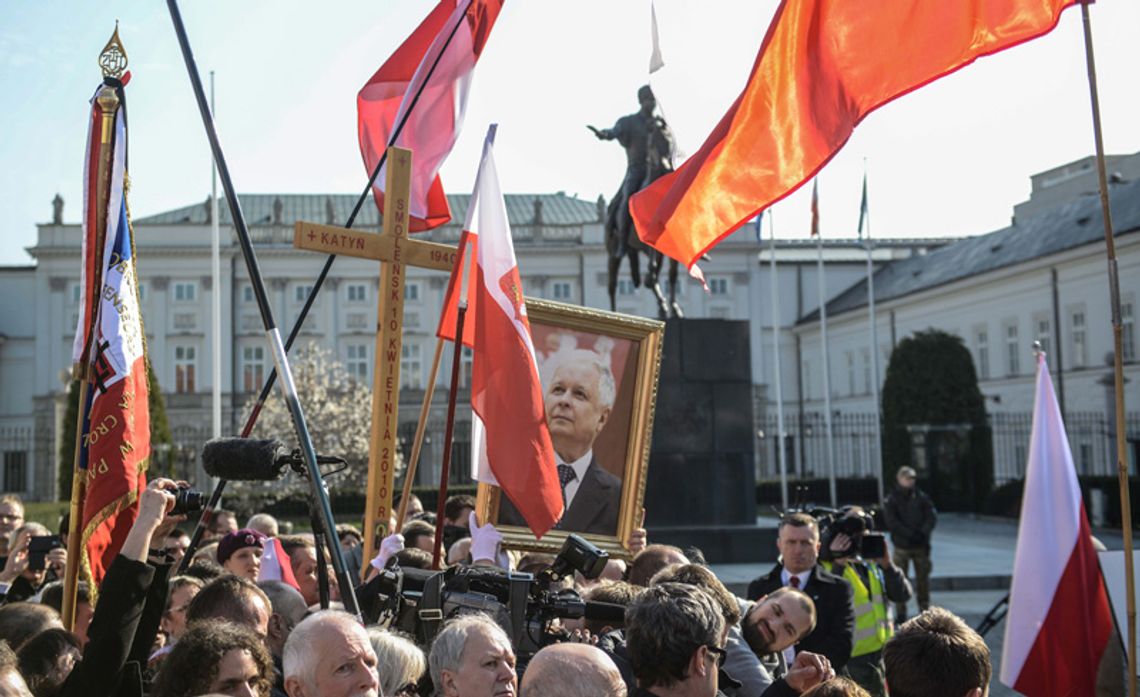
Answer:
[{"left": 0, "top": 488, "right": 995, "bottom": 697}]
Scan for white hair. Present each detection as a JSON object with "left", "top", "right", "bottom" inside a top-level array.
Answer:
[
  {"left": 428, "top": 614, "right": 511, "bottom": 691},
  {"left": 369, "top": 628, "right": 427, "bottom": 697},
  {"left": 246, "top": 513, "right": 279, "bottom": 537},
  {"left": 553, "top": 349, "right": 616, "bottom": 409},
  {"left": 283, "top": 610, "right": 370, "bottom": 690}
]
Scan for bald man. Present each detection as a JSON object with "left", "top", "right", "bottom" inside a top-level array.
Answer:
[{"left": 521, "top": 643, "right": 627, "bottom": 697}]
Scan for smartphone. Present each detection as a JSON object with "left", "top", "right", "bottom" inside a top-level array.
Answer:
[{"left": 27, "top": 535, "right": 63, "bottom": 572}]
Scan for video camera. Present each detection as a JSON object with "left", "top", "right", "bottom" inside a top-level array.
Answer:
[
  {"left": 810, "top": 506, "right": 887, "bottom": 562},
  {"left": 360, "top": 533, "right": 625, "bottom": 659}
]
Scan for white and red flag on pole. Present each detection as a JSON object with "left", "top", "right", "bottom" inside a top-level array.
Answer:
[
  {"left": 357, "top": 0, "right": 504, "bottom": 232},
  {"left": 1001, "top": 353, "right": 1113, "bottom": 696},
  {"left": 463, "top": 126, "right": 563, "bottom": 537},
  {"left": 72, "top": 79, "right": 150, "bottom": 595}
]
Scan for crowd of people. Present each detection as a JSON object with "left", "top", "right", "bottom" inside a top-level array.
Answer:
[{"left": 0, "top": 467, "right": 993, "bottom": 697}]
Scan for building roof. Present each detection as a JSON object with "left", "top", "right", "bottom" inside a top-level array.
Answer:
[
  {"left": 134, "top": 192, "right": 602, "bottom": 229},
  {"left": 802, "top": 176, "right": 1140, "bottom": 324}
]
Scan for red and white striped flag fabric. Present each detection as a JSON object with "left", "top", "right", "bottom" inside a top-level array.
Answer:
[
  {"left": 258, "top": 537, "right": 301, "bottom": 592},
  {"left": 357, "top": 0, "right": 504, "bottom": 232},
  {"left": 72, "top": 79, "right": 150, "bottom": 596},
  {"left": 466, "top": 126, "right": 563, "bottom": 537},
  {"left": 1001, "top": 354, "right": 1113, "bottom": 696}
]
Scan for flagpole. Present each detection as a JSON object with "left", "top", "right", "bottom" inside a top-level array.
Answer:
[
  {"left": 395, "top": 337, "right": 444, "bottom": 532},
  {"left": 168, "top": 0, "right": 361, "bottom": 619},
  {"left": 64, "top": 73, "right": 121, "bottom": 631},
  {"left": 209, "top": 70, "right": 222, "bottom": 481},
  {"left": 432, "top": 302, "right": 467, "bottom": 570},
  {"left": 814, "top": 182, "right": 838, "bottom": 507},
  {"left": 861, "top": 167, "right": 885, "bottom": 504},
  {"left": 769, "top": 213, "right": 788, "bottom": 511},
  {"left": 1079, "top": 5, "right": 1136, "bottom": 695},
  {"left": 174, "top": 1, "right": 476, "bottom": 571}
]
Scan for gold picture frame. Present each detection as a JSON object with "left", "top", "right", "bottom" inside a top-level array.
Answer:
[{"left": 475, "top": 298, "right": 664, "bottom": 560}]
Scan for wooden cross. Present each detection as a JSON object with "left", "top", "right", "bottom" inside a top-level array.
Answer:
[{"left": 291, "top": 146, "right": 459, "bottom": 570}]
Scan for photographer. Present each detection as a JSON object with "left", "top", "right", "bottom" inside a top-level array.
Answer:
[
  {"left": 53, "top": 477, "right": 185, "bottom": 697},
  {"left": 819, "top": 507, "right": 910, "bottom": 697},
  {"left": 0, "top": 523, "right": 63, "bottom": 604}
]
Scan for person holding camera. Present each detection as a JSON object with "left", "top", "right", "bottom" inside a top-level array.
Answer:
[
  {"left": 819, "top": 507, "right": 911, "bottom": 697},
  {"left": 0, "top": 523, "right": 64, "bottom": 604},
  {"left": 746, "top": 514, "right": 855, "bottom": 673}
]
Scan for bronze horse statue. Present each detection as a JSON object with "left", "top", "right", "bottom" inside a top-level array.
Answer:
[{"left": 590, "top": 85, "right": 683, "bottom": 320}]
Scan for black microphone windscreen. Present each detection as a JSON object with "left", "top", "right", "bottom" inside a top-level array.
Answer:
[
  {"left": 582, "top": 601, "right": 627, "bottom": 624},
  {"left": 201, "top": 438, "right": 287, "bottom": 481}
]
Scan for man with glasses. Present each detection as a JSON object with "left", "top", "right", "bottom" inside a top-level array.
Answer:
[{"left": 626, "top": 582, "right": 729, "bottom": 697}]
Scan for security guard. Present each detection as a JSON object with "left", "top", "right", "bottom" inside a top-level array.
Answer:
[{"left": 821, "top": 506, "right": 911, "bottom": 697}]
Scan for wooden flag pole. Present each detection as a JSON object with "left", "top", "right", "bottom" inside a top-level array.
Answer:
[
  {"left": 431, "top": 302, "right": 468, "bottom": 570},
  {"left": 395, "top": 337, "right": 445, "bottom": 532},
  {"left": 63, "top": 71, "right": 122, "bottom": 628},
  {"left": 1079, "top": 4, "right": 1135, "bottom": 696}
]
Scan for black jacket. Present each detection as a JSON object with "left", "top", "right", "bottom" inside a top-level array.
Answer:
[
  {"left": 882, "top": 485, "right": 937, "bottom": 549},
  {"left": 59, "top": 555, "right": 162, "bottom": 697},
  {"left": 499, "top": 456, "right": 622, "bottom": 535},
  {"left": 745, "top": 563, "right": 855, "bottom": 670}
]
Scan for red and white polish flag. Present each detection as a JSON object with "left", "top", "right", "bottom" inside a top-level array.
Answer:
[
  {"left": 465, "top": 126, "right": 563, "bottom": 537},
  {"left": 1001, "top": 353, "right": 1113, "bottom": 696},
  {"left": 357, "top": 0, "right": 503, "bottom": 232}
]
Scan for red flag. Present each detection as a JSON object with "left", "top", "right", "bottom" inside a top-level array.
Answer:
[
  {"left": 630, "top": 0, "right": 1077, "bottom": 267},
  {"left": 1000, "top": 354, "right": 1112, "bottom": 696},
  {"left": 810, "top": 180, "right": 819, "bottom": 237},
  {"left": 357, "top": 0, "right": 504, "bottom": 232},
  {"left": 467, "top": 128, "right": 563, "bottom": 537},
  {"left": 73, "top": 82, "right": 150, "bottom": 596},
  {"left": 436, "top": 229, "right": 478, "bottom": 347}
]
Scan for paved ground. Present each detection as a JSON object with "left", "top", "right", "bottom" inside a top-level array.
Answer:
[{"left": 709, "top": 513, "right": 1131, "bottom": 696}]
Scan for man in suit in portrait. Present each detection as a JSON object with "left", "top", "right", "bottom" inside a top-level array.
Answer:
[
  {"left": 746, "top": 512, "right": 856, "bottom": 672},
  {"left": 500, "top": 349, "right": 623, "bottom": 535}
]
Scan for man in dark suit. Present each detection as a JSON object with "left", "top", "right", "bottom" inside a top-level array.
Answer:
[
  {"left": 746, "top": 513, "right": 855, "bottom": 671},
  {"left": 500, "top": 350, "right": 622, "bottom": 535}
]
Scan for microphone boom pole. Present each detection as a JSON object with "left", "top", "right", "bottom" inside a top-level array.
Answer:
[
  {"left": 175, "top": 0, "right": 473, "bottom": 574},
  {"left": 166, "top": 0, "right": 360, "bottom": 618}
]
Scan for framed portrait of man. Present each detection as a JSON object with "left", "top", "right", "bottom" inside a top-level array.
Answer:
[{"left": 475, "top": 299, "right": 664, "bottom": 558}]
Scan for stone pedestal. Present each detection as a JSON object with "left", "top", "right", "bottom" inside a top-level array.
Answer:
[{"left": 644, "top": 319, "right": 776, "bottom": 563}]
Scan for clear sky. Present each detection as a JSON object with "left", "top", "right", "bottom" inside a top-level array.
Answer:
[{"left": 2, "top": 1, "right": 1137, "bottom": 266}]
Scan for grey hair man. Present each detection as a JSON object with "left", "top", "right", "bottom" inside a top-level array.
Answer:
[
  {"left": 521, "top": 643, "right": 626, "bottom": 697},
  {"left": 283, "top": 610, "right": 379, "bottom": 697},
  {"left": 247, "top": 513, "right": 280, "bottom": 538},
  {"left": 429, "top": 614, "right": 517, "bottom": 697}
]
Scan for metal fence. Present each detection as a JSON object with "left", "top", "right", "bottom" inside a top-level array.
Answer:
[
  {"left": 990, "top": 411, "right": 1140, "bottom": 486},
  {"left": 0, "top": 426, "right": 34, "bottom": 495},
  {"left": 756, "top": 409, "right": 1140, "bottom": 489},
  {"left": 758, "top": 412, "right": 882, "bottom": 480}
]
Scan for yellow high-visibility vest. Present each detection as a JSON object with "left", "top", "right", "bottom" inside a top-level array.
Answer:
[{"left": 824, "top": 560, "right": 891, "bottom": 656}]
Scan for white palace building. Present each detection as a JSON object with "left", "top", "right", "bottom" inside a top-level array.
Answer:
[{"left": 1, "top": 153, "right": 1138, "bottom": 502}]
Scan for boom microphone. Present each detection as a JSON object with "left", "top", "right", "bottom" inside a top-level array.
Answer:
[{"left": 201, "top": 437, "right": 288, "bottom": 481}]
